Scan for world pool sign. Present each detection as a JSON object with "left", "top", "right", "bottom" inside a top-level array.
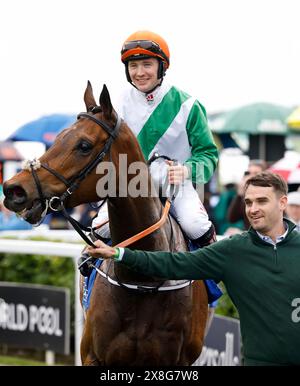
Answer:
[{"left": 0, "top": 282, "right": 70, "bottom": 354}]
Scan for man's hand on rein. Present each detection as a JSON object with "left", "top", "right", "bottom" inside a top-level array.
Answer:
[{"left": 87, "top": 240, "right": 118, "bottom": 260}]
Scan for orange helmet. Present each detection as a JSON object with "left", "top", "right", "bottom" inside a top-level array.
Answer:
[{"left": 121, "top": 30, "right": 170, "bottom": 83}]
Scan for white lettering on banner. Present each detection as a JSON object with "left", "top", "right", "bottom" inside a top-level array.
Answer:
[
  {"left": 29, "top": 305, "right": 62, "bottom": 336},
  {"left": 291, "top": 298, "right": 300, "bottom": 323},
  {"left": 0, "top": 299, "right": 62, "bottom": 336},
  {"left": 198, "top": 332, "right": 239, "bottom": 366},
  {"left": 17, "top": 303, "right": 28, "bottom": 331}
]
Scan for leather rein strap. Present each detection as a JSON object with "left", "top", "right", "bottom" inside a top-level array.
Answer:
[{"left": 114, "top": 199, "right": 171, "bottom": 248}]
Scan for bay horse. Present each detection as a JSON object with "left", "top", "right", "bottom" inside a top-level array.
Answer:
[{"left": 3, "top": 82, "right": 208, "bottom": 366}]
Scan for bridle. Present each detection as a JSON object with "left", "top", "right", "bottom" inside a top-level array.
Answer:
[
  {"left": 47, "top": 111, "right": 121, "bottom": 210},
  {"left": 24, "top": 109, "right": 122, "bottom": 246}
]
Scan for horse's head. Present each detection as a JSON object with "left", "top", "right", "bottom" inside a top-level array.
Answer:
[{"left": 3, "top": 82, "right": 123, "bottom": 224}]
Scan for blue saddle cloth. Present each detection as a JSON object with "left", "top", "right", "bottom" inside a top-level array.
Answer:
[
  {"left": 82, "top": 241, "right": 223, "bottom": 311},
  {"left": 82, "top": 258, "right": 101, "bottom": 311}
]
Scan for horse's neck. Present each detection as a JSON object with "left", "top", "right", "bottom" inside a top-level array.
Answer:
[{"left": 107, "top": 195, "right": 172, "bottom": 283}]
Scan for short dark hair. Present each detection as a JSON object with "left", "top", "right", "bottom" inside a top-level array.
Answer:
[{"left": 244, "top": 171, "right": 288, "bottom": 196}]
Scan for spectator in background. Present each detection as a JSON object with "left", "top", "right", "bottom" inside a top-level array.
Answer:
[
  {"left": 213, "top": 182, "right": 243, "bottom": 235},
  {"left": 227, "top": 160, "right": 267, "bottom": 230},
  {"left": 286, "top": 191, "right": 300, "bottom": 232},
  {"left": 0, "top": 185, "right": 32, "bottom": 231}
]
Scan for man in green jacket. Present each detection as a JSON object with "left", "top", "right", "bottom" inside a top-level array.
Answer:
[{"left": 87, "top": 172, "right": 300, "bottom": 366}]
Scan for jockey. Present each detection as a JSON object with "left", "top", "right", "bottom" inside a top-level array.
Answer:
[{"left": 93, "top": 30, "right": 218, "bottom": 247}]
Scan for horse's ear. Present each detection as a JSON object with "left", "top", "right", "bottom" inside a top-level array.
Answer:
[
  {"left": 84, "top": 81, "right": 97, "bottom": 112},
  {"left": 99, "top": 84, "right": 113, "bottom": 119}
]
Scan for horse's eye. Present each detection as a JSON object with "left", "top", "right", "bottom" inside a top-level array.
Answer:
[{"left": 77, "top": 141, "right": 92, "bottom": 154}]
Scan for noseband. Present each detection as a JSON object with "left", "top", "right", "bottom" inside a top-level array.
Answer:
[{"left": 23, "top": 110, "right": 122, "bottom": 245}]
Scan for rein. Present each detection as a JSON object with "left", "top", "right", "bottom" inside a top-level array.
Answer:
[
  {"left": 90, "top": 199, "right": 171, "bottom": 249},
  {"left": 115, "top": 200, "right": 171, "bottom": 248}
]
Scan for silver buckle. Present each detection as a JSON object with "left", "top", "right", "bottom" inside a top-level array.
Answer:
[{"left": 49, "top": 196, "right": 62, "bottom": 211}]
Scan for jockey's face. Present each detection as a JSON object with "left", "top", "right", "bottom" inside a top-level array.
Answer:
[{"left": 128, "top": 58, "right": 161, "bottom": 93}]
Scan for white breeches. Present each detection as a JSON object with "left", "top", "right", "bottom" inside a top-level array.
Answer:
[{"left": 169, "top": 178, "right": 211, "bottom": 239}]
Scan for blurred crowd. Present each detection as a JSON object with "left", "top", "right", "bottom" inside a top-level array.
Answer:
[{"left": 208, "top": 158, "right": 300, "bottom": 236}]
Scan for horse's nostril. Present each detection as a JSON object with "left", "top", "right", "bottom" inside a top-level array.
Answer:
[
  {"left": 14, "top": 186, "right": 25, "bottom": 197},
  {"left": 4, "top": 184, "right": 27, "bottom": 205}
]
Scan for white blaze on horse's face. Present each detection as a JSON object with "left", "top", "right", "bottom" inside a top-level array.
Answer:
[{"left": 128, "top": 58, "right": 161, "bottom": 93}]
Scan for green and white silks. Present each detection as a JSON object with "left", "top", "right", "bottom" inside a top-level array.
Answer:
[
  {"left": 118, "top": 82, "right": 218, "bottom": 184},
  {"left": 94, "top": 82, "right": 218, "bottom": 239}
]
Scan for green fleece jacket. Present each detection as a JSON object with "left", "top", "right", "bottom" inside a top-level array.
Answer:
[{"left": 120, "top": 219, "right": 300, "bottom": 366}]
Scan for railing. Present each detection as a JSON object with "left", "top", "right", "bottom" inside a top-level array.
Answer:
[{"left": 0, "top": 233, "right": 84, "bottom": 366}]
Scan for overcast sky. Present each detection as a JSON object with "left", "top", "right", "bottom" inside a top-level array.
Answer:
[{"left": 1, "top": 0, "right": 299, "bottom": 140}]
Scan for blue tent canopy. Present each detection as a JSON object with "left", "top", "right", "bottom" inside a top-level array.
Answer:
[{"left": 8, "top": 114, "right": 77, "bottom": 147}]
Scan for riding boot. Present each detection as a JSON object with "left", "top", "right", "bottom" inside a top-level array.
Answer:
[{"left": 191, "top": 223, "right": 217, "bottom": 248}]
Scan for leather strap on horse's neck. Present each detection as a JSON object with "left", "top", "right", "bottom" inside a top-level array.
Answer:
[
  {"left": 114, "top": 199, "right": 171, "bottom": 248},
  {"left": 65, "top": 198, "right": 171, "bottom": 249}
]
